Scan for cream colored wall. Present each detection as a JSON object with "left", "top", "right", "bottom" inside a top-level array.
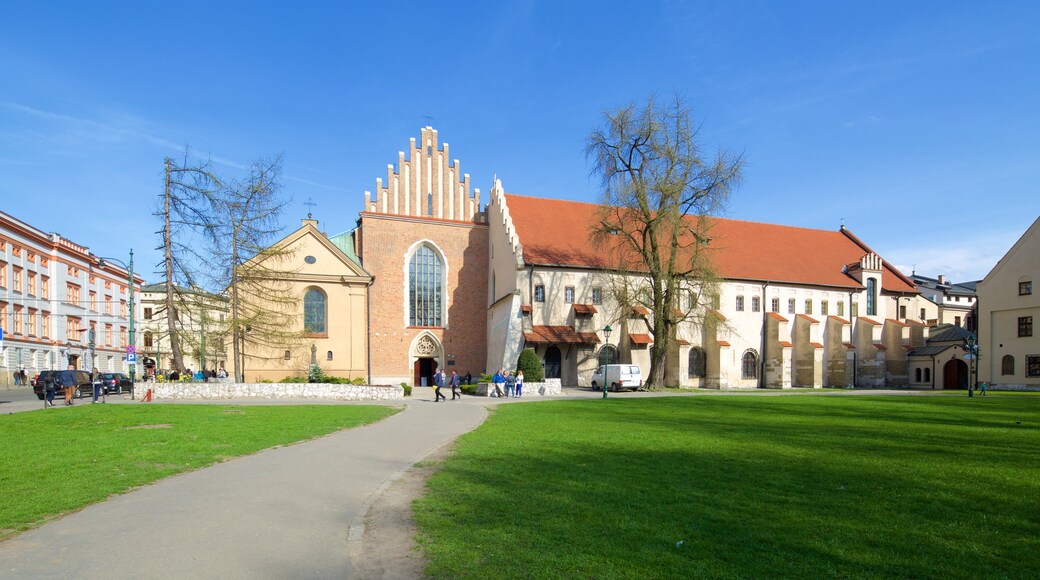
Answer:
[
  {"left": 240, "top": 226, "right": 370, "bottom": 383},
  {"left": 978, "top": 217, "right": 1040, "bottom": 386}
]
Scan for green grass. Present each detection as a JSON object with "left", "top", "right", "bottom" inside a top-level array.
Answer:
[
  {"left": 414, "top": 395, "right": 1040, "bottom": 579},
  {"left": 0, "top": 403, "right": 398, "bottom": 539}
]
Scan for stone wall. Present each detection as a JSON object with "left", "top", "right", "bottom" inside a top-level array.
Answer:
[
  {"left": 146, "top": 382, "right": 404, "bottom": 401},
  {"left": 475, "top": 378, "right": 562, "bottom": 397}
]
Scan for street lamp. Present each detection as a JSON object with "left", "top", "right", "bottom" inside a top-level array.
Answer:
[
  {"left": 602, "top": 325, "right": 613, "bottom": 399},
  {"left": 97, "top": 249, "right": 136, "bottom": 399},
  {"left": 965, "top": 335, "right": 978, "bottom": 397}
]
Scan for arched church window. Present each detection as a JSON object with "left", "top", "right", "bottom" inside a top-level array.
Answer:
[
  {"left": 741, "top": 350, "right": 758, "bottom": 380},
  {"left": 304, "top": 288, "right": 327, "bottom": 334},
  {"left": 689, "top": 347, "right": 706, "bottom": 378},
  {"left": 409, "top": 244, "right": 443, "bottom": 327},
  {"left": 1002, "top": 355, "right": 1015, "bottom": 376}
]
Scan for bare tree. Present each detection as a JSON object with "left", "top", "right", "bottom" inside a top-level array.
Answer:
[
  {"left": 207, "top": 155, "right": 301, "bottom": 382},
  {"left": 586, "top": 94, "right": 744, "bottom": 387},
  {"left": 155, "top": 152, "right": 220, "bottom": 373}
]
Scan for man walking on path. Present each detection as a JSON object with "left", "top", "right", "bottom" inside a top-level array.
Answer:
[
  {"left": 450, "top": 370, "right": 461, "bottom": 400},
  {"left": 433, "top": 369, "right": 447, "bottom": 402},
  {"left": 59, "top": 364, "right": 76, "bottom": 406}
]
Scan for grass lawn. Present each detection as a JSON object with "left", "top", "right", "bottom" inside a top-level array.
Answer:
[
  {"left": 415, "top": 395, "right": 1040, "bottom": 579},
  {"left": 0, "top": 403, "right": 398, "bottom": 540}
]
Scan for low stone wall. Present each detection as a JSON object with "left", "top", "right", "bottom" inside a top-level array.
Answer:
[
  {"left": 475, "top": 378, "right": 562, "bottom": 397},
  {"left": 146, "top": 382, "right": 404, "bottom": 401}
]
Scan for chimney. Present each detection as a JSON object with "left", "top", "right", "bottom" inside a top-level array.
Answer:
[{"left": 937, "top": 274, "right": 947, "bottom": 285}]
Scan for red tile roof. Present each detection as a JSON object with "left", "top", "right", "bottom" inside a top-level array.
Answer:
[
  {"left": 844, "top": 342, "right": 855, "bottom": 349},
  {"left": 717, "top": 340, "right": 731, "bottom": 347},
  {"left": 829, "top": 316, "right": 851, "bottom": 325},
  {"left": 859, "top": 317, "right": 881, "bottom": 325},
  {"left": 767, "top": 312, "right": 789, "bottom": 322},
  {"left": 521, "top": 304, "right": 532, "bottom": 313},
  {"left": 503, "top": 193, "right": 917, "bottom": 292},
  {"left": 523, "top": 326, "right": 600, "bottom": 344},
  {"left": 797, "top": 314, "right": 820, "bottom": 324},
  {"left": 810, "top": 342, "right": 824, "bottom": 349},
  {"left": 630, "top": 306, "right": 649, "bottom": 316},
  {"left": 887, "top": 319, "right": 908, "bottom": 327},
  {"left": 873, "top": 343, "right": 887, "bottom": 351},
  {"left": 709, "top": 310, "right": 727, "bottom": 321},
  {"left": 779, "top": 340, "right": 794, "bottom": 348},
  {"left": 629, "top": 333, "right": 654, "bottom": 345},
  {"left": 573, "top": 304, "right": 598, "bottom": 315},
  {"left": 677, "top": 338, "right": 691, "bottom": 346}
]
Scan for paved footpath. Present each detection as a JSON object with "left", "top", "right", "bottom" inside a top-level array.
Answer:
[{"left": 0, "top": 395, "right": 486, "bottom": 579}]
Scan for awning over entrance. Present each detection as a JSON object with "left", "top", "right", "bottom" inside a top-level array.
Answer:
[{"left": 523, "top": 325, "right": 600, "bottom": 344}]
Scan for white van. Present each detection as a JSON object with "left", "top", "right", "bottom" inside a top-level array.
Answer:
[{"left": 590, "top": 364, "right": 643, "bottom": 392}]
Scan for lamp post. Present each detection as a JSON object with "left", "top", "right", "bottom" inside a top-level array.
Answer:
[
  {"left": 602, "top": 325, "right": 613, "bottom": 399},
  {"left": 965, "top": 335, "right": 978, "bottom": 397},
  {"left": 97, "top": 249, "right": 136, "bottom": 399}
]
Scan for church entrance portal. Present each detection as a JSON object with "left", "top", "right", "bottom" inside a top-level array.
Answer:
[
  {"left": 942, "top": 359, "right": 968, "bottom": 389},
  {"left": 414, "top": 358, "right": 438, "bottom": 387},
  {"left": 544, "top": 346, "right": 561, "bottom": 379}
]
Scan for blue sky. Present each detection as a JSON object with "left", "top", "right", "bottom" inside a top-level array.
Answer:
[{"left": 2, "top": 1, "right": 1037, "bottom": 282}]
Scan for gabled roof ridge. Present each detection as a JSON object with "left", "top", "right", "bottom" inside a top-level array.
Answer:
[{"left": 839, "top": 226, "right": 918, "bottom": 291}]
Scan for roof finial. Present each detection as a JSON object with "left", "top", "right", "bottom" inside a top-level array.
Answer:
[
  {"left": 303, "top": 197, "right": 316, "bottom": 219},
  {"left": 840, "top": 217, "right": 846, "bottom": 229}
]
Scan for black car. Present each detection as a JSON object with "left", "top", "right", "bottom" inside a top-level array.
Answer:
[
  {"left": 98, "top": 372, "right": 133, "bottom": 395},
  {"left": 32, "top": 370, "right": 93, "bottom": 400}
]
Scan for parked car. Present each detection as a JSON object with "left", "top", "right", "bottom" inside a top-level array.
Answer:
[
  {"left": 32, "top": 370, "right": 94, "bottom": 400},
  {"left": 98, "top": 372, "right": 133, "bottom": 395},
  {"left": 590, "top": 364, "right": 643, "bottom": 392}
]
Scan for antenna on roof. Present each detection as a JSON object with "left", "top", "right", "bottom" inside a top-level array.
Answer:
[
  {"left": 303, "top": 197, "right": 317, "bottom": 219},
  {"left": 840, "top": 217, "right": 846, "bottom": 229}
]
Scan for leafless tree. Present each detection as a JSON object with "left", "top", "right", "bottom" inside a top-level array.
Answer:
[
  {"left": 207, "top": 155, "right": 301, "bottom": 382},
  {"left": 586, "top": 94, "right": 744, "bottom": 387},
  {"left": 154, "top": 152, "right": 220, "bottom": 373}
]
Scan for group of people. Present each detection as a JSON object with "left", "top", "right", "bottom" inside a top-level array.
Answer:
[
  {"left": 432, "top": 369, "right": 462, "bottom": 402},
  {"left": 11, "top": 368, "right": 29, "bottom": 386},
  {"left": 147, "top": 367, "right": 229, "bottom": 382},
  {"left": 43, "top": 364, "right": 85, "bottom": 407},
  {"left": 490, "top": 369, "right": 524, "bottom": 398}
]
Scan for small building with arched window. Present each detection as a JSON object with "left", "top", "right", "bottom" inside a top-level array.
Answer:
[{"left": 236, "top": 217, "right": 371, "bottom": 382}]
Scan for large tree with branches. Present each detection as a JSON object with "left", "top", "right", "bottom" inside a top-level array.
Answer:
[{"left": 586, "top": 94, "right": 744, "bottom": 387}]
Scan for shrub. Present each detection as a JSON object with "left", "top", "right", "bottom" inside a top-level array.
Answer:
[
  {"left": 480, "top": 373, "right": 494, "bottom": 384},
  {"left": 401, "top": 382, "right": 412, "bottom": 397},
  {"left": 351, "top": 377, "right": 367, "bottom": 386},
  {"left": 516, "top": 348, "right": 544, "bottom": 382},
  {"left": 308, "top": 364, "right": 326, "bottom": 383},
  {"left": 461, "top": 384, "right": 478, "bottom": 395},
  {"left": 278, "top": 376, "right": 307, "bottom": 383}
]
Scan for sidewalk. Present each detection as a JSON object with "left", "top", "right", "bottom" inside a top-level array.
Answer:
[{"left": 0, "top": 397, "right": 487, "bottom": 579}]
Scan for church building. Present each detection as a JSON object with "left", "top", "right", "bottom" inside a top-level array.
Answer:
[{"left": 261, "top": 127, "right": 945, "bottom": 389}]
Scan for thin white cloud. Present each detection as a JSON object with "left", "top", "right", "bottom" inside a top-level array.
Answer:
[
  {"left": 1, "top": 101, "right": 186, "bottom": 152},
  {"left": 885, "top": 230, "right": 1022, "bottom": 282}
]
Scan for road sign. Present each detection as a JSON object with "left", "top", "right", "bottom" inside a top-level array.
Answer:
[
  {"left": 127, "top": 353, "right": 138, "bottom": 363},
  {"left": 126, "top": 345, "right": 136, "bottom": 355}
]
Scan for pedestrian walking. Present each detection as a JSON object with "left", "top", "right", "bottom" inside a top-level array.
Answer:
[
  {"left": 21, "top": 368, "right": 28, "bottom": 385},
  {"left": 450, "top": 370, "right": 461, "bottom": 400},
  {"left": 492, "top": 369, "right": 505, "bottom": 398},
  {"left": 515, "top": 370, "right": 524, "bottom": 397},
  {"left": 13, "top": 370, "right": 21, "bottom": 386},
  {"left": 44, "top": 372, "right": 57, "bottom": 407},
  {"left": 92, "top": 367, "right": 104, "bottom": 403},
  {"left": 59, "top": 364, "right": 77, "bottom": 406},
  {"left": 433, "top": 369, "right": 447, "bottom": 402},
  {"left": 980, "top": 382, "right": 988, "bottom": 396}
]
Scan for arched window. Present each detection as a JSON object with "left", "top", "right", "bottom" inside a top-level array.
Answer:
[
  {"left": 688, "top": 347, "right": 706, "bottom": 378},
  {"left": 924, "top": 368, "right": 931, "bottom": 382},
  {"left": 327, "top": 350, "right": 334, "bottom": 361},
  {"left": 598, "top": 345, "right": 619, "bottom": 367},
  {"left": 304, "top": 288, "right": 327, "bottom": 334},
  {"left": 915, "top": 368, "right": 922, "bottom": 382},
  {"left": 409, "top": 244, "right": 443, "bottom": 326},
  {"left": 1002, "top": 355, "right": 1015, "bottom": 376},
  {"left": 283, "top": 350, "right": 291, "bottom": 360},
  {"left": 144, "top": 331, "right": 153, "bottom": 348},
  {"left": 866, "top": 278, "right": 877, "bottom": 316},
  {"left": 741, "top": 350, "right": 758, "bottom": 380}
]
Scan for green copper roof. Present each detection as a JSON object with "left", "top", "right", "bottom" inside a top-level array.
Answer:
[{"left": 328, "top": 230, "right": 362, "bottom": 268}]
